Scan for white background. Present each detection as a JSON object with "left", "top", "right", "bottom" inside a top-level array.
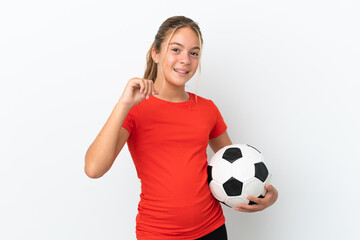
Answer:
[{"left": 1, "top": 0, "right": 359, "bottom": 239}]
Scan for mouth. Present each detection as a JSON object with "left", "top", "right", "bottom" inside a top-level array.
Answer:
[{"left": 174, "top": 68, "right": 189, "bottom": 74}]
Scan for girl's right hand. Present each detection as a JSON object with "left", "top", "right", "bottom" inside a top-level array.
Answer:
[{"left": 119, "top": 78, "right": 159, "bottom": 109}]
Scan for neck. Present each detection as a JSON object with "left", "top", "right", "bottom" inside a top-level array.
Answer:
[{"left": 153, "top": 77, "right": 189, "bottom": 102}]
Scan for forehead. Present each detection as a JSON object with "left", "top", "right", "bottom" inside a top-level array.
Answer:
[{"left": 165, "top": 27, "right": 200, "bottom": 48}]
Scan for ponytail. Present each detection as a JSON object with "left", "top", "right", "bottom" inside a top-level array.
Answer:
[{"left": 143, "top": 43, "right": 158, "bottom": 82}]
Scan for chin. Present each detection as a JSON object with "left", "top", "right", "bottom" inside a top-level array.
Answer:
[{"left": 164, "top": 73, "right": 194, "bottom": 87}]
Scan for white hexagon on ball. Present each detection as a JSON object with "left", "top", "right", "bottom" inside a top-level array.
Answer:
[
  {"left": 243, "top": 146, "right": 264, "bottom": 164},
  {"left": 225, "top": 196, "right": 249, "bottom": 208},
  {"left": 209, "top": 180, "right": 228, "bottom": 202},
  {"left": 212, "top": 160, "right": 232, "bottom": 184},
  {"left": 242, "top": 178, "right": 264, "bottom": 198}
]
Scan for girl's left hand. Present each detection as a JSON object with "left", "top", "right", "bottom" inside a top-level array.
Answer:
[{"left": 235, "top": 184, "right": 278, "bottom": 213}]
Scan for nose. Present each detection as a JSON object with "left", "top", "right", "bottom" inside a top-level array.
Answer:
[{"left": 179, "top": 53, "right": 190, "bottom": 65}]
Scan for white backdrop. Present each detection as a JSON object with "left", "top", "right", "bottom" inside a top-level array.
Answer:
[{"left": 1, "top": 0, "right": 359, "bottom": 239}]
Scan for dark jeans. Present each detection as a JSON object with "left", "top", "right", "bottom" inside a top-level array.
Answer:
[{"left": 196, "top": 224, "right": 228, "bottom": 240}]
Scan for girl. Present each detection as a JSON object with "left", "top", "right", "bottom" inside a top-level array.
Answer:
[{"left": 85, "top": 16, "right": 278, "bottom": 240}]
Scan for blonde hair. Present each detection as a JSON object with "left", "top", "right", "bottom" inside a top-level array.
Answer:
[{"left": 143, "top": 16, "right": 203, "bottom": 97}]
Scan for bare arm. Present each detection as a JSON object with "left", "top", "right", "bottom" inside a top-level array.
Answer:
[
  {"left": 84, "top": 103, "right": 131, "bottom": 178},
  {"left": 84, "top": 78, "right": 158, "bottom": 178},
  {"left": 209, "top": 131, "right": 232, "bottom": 153}
]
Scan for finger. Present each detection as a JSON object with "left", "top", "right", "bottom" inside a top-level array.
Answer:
[
  {"left": 149, "top": 80, "right": 155, "bottom": 96},
  {"left": 135, "top": 79, "right": 145, "bottom": 94},
  {"left": 263, "top": 185, "right": 273, "bottom": 199},
  {"left": 236, "top": 203, "right": 265, "bottom": 212},
  {"left": 146, "top": 80, "right": 153, "bottom": 98},
  {"left": 247, "top": 195, "right": 265, "bottom": 205},
  {"left": 235, "top": 207, "right": 252, "bottom": 213},
  {"left": 265, "top": 184, "right": 273, "bottom": 192},
  {"left": 130, "top": 78, "right": 140, "bottom": 89},
  {"left": 141, "top": 79, "right": 148, "bottom": 97},
  {"left": 236, "top": 207, "right": 261, "bottom": 213},
  {"left": 145, "top": 80, "right": 158, "bottom": 97},
  {"left": 142, "top": 80, "right": 148, "bottom": 98}
]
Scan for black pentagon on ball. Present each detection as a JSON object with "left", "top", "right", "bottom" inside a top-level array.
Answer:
[
  {"left": 254, "top": 162, "right": 269, "bottom": 182},
  {"left": 223, "top": 177, "right": 243, "bottom": 196},
  {"left": 222, "top": 147, "right": 242, "bottom": 163},
  {"left": 207, "top": 166, "right": 213, "bottom": 184}
]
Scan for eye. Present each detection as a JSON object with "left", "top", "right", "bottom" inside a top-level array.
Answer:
[
  {"left": 190, "top": 52, "right": 199, "bottom": 56},
  {"left": 171, "top": 48, "right": 180, "bottom": 53}
]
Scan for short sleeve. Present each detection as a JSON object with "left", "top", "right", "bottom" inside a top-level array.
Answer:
[
  {"left": 209, "top": 100, "right": 227, "bottom": 139},
  {"left": 122, "top": 105, "right": 138, "bottom": 136}
]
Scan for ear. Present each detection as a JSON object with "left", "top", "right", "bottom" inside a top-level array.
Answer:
[{"left": 151, "top": 47, "right": 159, "bottom": 64}]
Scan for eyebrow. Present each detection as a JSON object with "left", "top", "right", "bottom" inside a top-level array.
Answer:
[{"left": 169, "top": 42, "right": 200, "bottom": 50}]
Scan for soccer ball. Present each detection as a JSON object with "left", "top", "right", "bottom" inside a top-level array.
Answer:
[{"left": 207, "top": 144, "right": 271, "bottom": 208}]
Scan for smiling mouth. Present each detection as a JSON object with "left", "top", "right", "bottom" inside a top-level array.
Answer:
[{"left": 174, "top": 68, "right": 189, "bottom": 74}]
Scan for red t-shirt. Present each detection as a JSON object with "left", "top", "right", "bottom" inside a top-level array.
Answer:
[{"left": 122, "top": 92, "right": 227, "bottom": 239}]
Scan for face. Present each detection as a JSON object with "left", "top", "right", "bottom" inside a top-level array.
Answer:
[{"left": 153, "top": 27, "right": 201, "bottom": 87}]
